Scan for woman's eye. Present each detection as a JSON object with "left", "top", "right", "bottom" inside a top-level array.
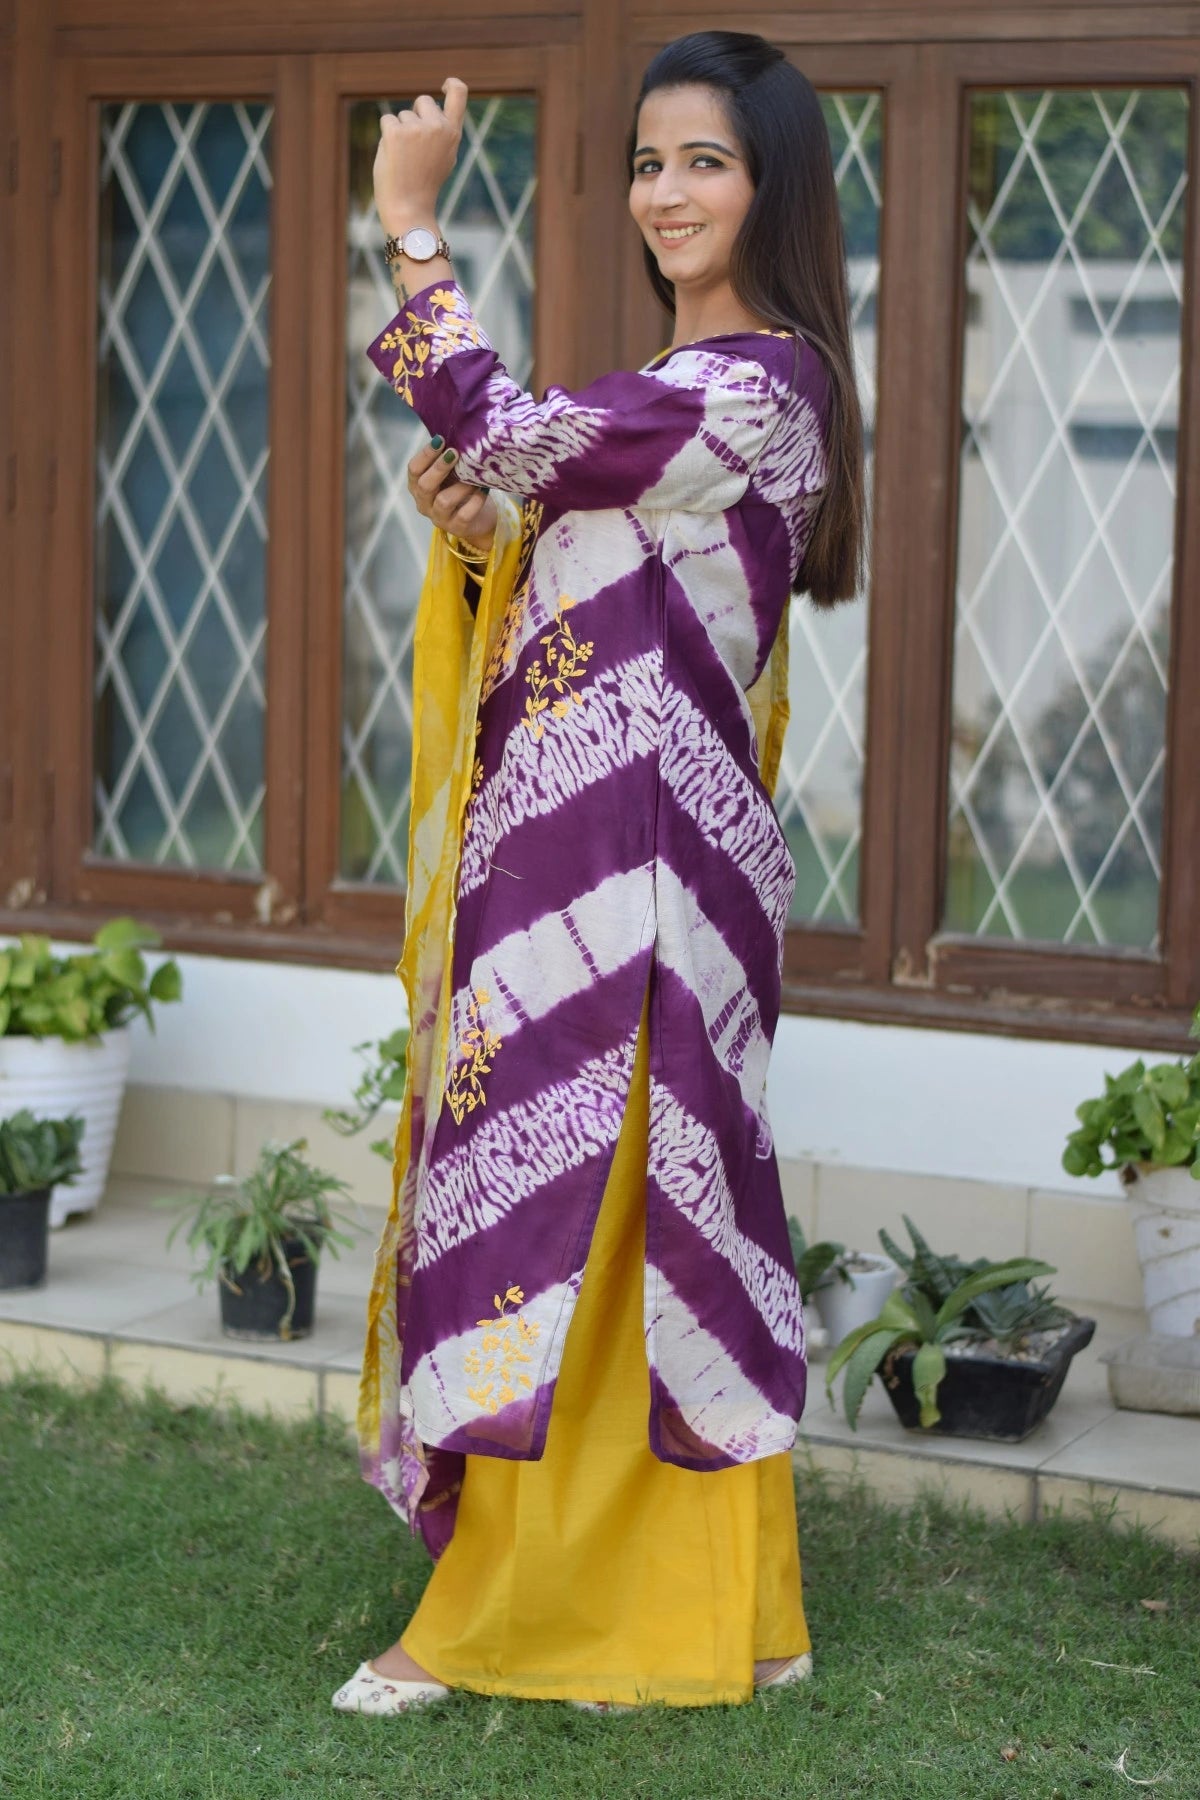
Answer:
[{"left": 635, "top": 156, "right": 721, "bottom": 174}]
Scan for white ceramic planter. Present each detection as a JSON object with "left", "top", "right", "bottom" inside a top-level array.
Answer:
[
  {"left": 0, "top": 1028, "right": 133, "bottom": 1227},
  {"left": 1123, "top": 1164, "right": 1200, "bottom": 1337},
  {"left": 812, "top": 1254, "right": 899, "bottom": 1345}
]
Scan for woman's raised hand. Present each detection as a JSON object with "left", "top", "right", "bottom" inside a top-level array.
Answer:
[
  {"left": 374, "top": 78, "right": 468, "bottom": 233},
  {"left": 407, "top": 442, "right": 498, "bottom": 553}
]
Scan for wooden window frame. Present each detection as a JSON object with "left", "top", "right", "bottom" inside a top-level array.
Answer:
[
  {"left": 45, "top": 52, "right": 306, "bottom": 927},
  {"left": 11, "top": 38, "right": 579, "bottom": 953},
  {"left": 302, "top": 46, "right": 580, "bottom": 940},
  {"left": 1, "top": 4, "right": 1197, "bottom": 1054},
  {"left": 877, "top": 39, "right": 1200, "bottom": 1049},
  {"left": 623, "top": 26, "right": 1200, "bottom": 1050}
]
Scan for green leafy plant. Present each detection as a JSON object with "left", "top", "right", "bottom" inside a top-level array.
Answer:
[
  {"left": 0, "top": 919, "right": 183, "bottom": 1041},
  {"left": 1062, "top": 1002, "right": 1200, "bottom": 1183},
  {"left": 0, "top": 1111, "right": 85, "bottom": 1197},
  {"left": 323, "top": 1028, "right": 409, "bottom": 1160},
  {"left": 786, "top": 1217, "right": 850, "bottom": 1300},
  {"left": 825, "top": 1254, "right": 1058, "bottom": 1430},
  {"left": 786, "top": 1219, "right": 892, "bottom": 1302},
  {"left": 159, "top": 1139, "right": 362, "bottom": 1339}
]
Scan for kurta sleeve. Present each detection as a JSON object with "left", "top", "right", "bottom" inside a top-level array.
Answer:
[{"left": 366, "top": 279, "right": 797, "bottom": 515}]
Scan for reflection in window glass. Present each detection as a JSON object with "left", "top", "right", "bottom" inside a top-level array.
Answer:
[
  {"left": 93, "top": 101, "right": 272, "bottom": 869},
  {"left": 778, "top": 92, "right": 881, "bottom": 925},
  {"left": 947, "top": 89, "right": 1187, "bottom": 947},
  {"left": 342, "top": 97, "right": 536, "bottom": 884}
]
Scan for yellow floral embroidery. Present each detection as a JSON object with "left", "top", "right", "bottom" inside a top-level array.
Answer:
[
  {"left": 464, "top": 1284, "right": 541, "bottom": 1413},
  {"left": 379, "top": 287, "right": 486, "bottom": 405},
  {"left": 463, "top": 720, "right": 484, "bottom": 834},
  {"left": 482, "top": 577, "right": 528, "bottom": 694},
  {"left": 444, "top": 987, "right": 502, "bottom": 1124},
  {"left": 481, "top": 500, "right": 544, "bottom": 698},
  {"left": 521, "top": 596, "right": 594, "bottom": 740}
]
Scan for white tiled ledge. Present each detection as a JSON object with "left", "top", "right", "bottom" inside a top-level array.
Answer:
[
  {"left": 110, "top": 1085, "right": 1151, "bottom": 1313},
  {"left": 3, "top": 1181, "right": 1196, "bottom": 1547}
]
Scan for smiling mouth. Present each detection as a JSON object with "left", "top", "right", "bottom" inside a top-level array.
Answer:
[{"left": 655, "top": 224, "right": 706, "bottom": 243}]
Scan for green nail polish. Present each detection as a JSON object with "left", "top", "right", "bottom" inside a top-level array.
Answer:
[
  {"left": 430, "top": 434, "right": 444, "bottom": 449},
  {"left": 443, "top": 449, "right": 456, "bottom": 463}
]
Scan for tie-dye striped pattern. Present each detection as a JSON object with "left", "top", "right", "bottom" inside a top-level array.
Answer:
[{"left": 359, "top": 280, "right": 828, "bottom": 1553}]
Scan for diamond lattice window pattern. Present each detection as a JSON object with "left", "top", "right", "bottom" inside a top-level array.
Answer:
[
  {"left": 93, "top": 100, "right": 272, "bottom": 872},
  {"left": 776, "top": 92, "right": 881, "bottom": 925},
  {"left": 947, "top": 88, "right": 1187, "bottom": 949},
  {"left": 342, "top": 97, "right": 536, "bottom": 884}
]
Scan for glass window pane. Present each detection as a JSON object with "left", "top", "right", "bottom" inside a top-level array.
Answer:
[
  {"left": 946, "top": 88, "right": 1187, "bottom": 948},
  {"left": 93, "top": 100, "right": 272, "bottom": 871},
  {"left": 342, "top": 96, "right": 536, "bottom": 884},
  {"left": 779, "top": 91, "right": 881, "bottom": 925}
]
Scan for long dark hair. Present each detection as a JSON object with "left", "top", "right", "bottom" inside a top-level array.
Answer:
[{"left": 626, "top": 32, "right": 866, "bottom": 611}]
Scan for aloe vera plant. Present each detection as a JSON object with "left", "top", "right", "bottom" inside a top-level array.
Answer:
[{"left": 825, "top": 1256, "right": 1057, "bottom": 1430}]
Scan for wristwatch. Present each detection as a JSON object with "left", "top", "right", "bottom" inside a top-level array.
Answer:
[{"left": 383, "top": 226, "right": 452, "bottom": 265}]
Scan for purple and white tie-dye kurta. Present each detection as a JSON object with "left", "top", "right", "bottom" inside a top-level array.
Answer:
[{"left": 366, "top": 279, "right": 829, "bottom": 1505}]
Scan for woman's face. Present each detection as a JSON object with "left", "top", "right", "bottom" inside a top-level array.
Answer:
[{"left": 629, "top": 84, "right": 755, "bottom": 294}]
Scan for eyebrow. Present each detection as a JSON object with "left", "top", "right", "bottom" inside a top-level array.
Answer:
[{"left": 632, "top": 140, "right": 738, "bottom": 159}]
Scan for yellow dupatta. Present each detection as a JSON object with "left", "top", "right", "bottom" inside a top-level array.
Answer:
[
  {"left": 356, "top": 494, "right": 528, "bottom": 1507},
  {"left": 355, "top": 491, "right": 791, "bottom": 1522}
]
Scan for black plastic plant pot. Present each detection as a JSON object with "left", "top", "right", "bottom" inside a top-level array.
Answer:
[
  {"left": 218, "top": 1233, "right": 320, "bottom": 1341},
  {"left": 882, "top": 1317, "right": 1097, "bottom": 1442},
  {"left": 0, "top": 1187, "right": 52, "bottom": 1291}
]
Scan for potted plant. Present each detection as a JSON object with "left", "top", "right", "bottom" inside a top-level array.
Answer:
[
  {"left": 0, "top": 1111, "right": 85, "bottom": 1290},
  {"left": 160, "top": 1138, "right": 362, "bottom": 1342},
  {"left": 825, "top": 1216, "right": 1094, "bottom": 1442},
  {"left": 323, "top": 1027, "right": 409, "bottom": 1161},
  {"left": 787, "top": 1218, "right": 897, "bottom": 1347},
  {"left": 0, "top": 919, "right": 183, "bottom": 1227},
  {"left": 1062, "top": 1001, "right": 1200, "bottom": 1337}
]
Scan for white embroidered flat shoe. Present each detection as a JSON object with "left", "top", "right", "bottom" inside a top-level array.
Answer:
[
  {"left": 755, "top": 1651, "right": 813, "bottom": 1689},
  {"left": 568, "top": 1697, "right": 637, "bottom": 1713},
  {"left": 331, "top": 1659, "right": 451, "bottom": 1715}
]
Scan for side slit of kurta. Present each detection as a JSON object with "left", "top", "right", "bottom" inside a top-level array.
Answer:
[{"left": 398, "top": 987, "right": 810, "bottom": 1706}]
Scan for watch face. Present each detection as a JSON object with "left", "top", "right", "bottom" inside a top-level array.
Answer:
[{"left": 404, "top": 227, "right": 438, "bottom": 261}]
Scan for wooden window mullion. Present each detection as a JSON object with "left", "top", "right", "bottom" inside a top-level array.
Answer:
[
  {"left": 1161, "top": 59, "right": 1200, "bottom": 1009},
  {"left": 261, "top": 51, "right": 312, "bottom": 924},
  {"left": 887, "top": 42, "right": 967, "bottom": 991},
  {"left": 8, "top": 7, "right": 54, "bottom": 910}
]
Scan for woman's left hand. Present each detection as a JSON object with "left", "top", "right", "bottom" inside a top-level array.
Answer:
[{"left": 373, "top": 78, "right": 468, "bottom": 234}]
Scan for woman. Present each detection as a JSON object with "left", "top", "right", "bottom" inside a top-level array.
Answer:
[{"left": 336, "top": 29, "right": 865, "bottom": 1714}]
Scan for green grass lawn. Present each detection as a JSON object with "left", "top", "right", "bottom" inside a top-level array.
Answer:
[{"left": 1, "top": 1374, "right": 1196, "bottom": 1800}]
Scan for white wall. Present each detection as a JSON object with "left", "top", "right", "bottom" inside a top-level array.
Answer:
[
  {"left": 124, "top": 951, "right": 405, "bottom": 1113},
  {"left": 101, "top": 946, "right": 1155, "bottom": 1201},
  {"left": 768, "top": 1010, "right": 1133, "bottom": 1198}
]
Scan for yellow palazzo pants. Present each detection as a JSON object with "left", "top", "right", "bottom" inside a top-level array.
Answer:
[{"left": 401, "top": 995, "right": 811, "bottom": 1707}]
